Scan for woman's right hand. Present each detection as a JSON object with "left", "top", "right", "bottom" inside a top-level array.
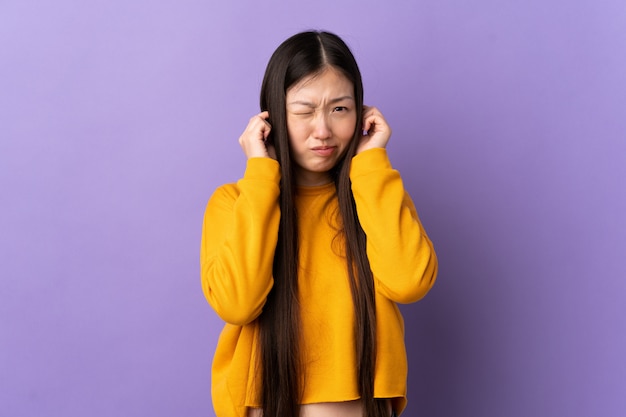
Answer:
[{"left": 238, "top": 111, "right": 276, "bottom": 159}]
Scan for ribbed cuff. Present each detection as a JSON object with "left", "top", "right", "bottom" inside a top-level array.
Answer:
[
  {"left": 243, "top": 157, "right": 281, "bottom": 183},
  {"left": 350, "top": 148, "right": 392, "bottom": 178}
]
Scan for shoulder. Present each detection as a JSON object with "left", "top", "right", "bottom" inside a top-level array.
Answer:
[{"left": 207, "top": 182, "right": 240, "bottom": 210}]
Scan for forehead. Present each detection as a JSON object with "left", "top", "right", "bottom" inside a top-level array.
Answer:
[{"left": 286, "top": 67, "right": 354, "bottom": 99}]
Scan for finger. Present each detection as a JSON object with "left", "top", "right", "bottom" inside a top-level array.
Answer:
[
  {"left": 362, "top": 114, "right": 377, "bottom": 135},
  {"left": 258, "top": 112, "right": 270, "bottom": 125},
  {"left": 257, "top": 112, "right": 272, "bottom": 140},
  {"left": 262, "top": 124, "right": 271, "bottom": 141},
  {"left": 362, "top": 120, "right": 372, "bottom": 135},
  {"left": 243, "top": 114, "right": 271, "bottom": 138}
]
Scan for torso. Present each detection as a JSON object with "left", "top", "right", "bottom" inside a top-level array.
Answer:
[{"left": 247, "top": 399, "right": 391, "bottom": 417}]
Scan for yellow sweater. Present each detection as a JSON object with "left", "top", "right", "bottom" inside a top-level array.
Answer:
[{"left": 201, "top": 148, "right": 437, "bottom": 417}]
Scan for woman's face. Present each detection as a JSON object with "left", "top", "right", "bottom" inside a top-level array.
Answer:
[{"left": 285, "top": 67, "right": 357, "bottom": 186}]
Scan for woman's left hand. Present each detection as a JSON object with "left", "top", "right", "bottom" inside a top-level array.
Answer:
[{"left": 357, "top": 105, "right": 392, "bottom": 154}]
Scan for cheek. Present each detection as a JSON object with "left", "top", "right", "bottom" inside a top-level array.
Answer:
[
  {"left": 287, "top": 123, "right": 309, "bottom": 156},
  {"left": 335, "top": 118, "right": 357, "bottom": 141},
  {"left": 287, "top": 119, "right": 309, "bottom": 141}
]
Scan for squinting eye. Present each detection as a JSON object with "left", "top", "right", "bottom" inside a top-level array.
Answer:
[{"left": 333, "top": 106, "right": 348, "bottom": 112}]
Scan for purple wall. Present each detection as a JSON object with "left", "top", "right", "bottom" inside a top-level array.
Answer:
[{"left": 1, "top": 1, "right": 624, "bottom": 416}]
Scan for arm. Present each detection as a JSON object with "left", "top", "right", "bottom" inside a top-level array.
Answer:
[
  {"left": 200, "top": 157, "right": 281, "bottom": 325},
  {"left": 350, "top": 148, "right": 437, "bottom": 303},
  {"left": 351, "top": 106, "right": 437, "bottom": 303},
  {"left": 201, "top": 112, "right": 280, "bottom": 324}
]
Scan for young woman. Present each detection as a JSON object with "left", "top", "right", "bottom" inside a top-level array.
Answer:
[{"left": 200, "top": 30, "right": 438, "bottom": 417}]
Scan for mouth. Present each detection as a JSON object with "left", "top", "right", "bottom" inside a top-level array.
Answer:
[{"left": 311, "top": 146, "right": 336, "bottom": 156}]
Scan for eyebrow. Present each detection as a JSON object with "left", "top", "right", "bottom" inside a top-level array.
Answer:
[{"left": 287, "top": 96, "right": 355, "bottom": 107}]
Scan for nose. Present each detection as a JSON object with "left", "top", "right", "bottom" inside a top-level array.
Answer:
[{"left": 312, "top": 114, "right": 331, "bottom": 140}]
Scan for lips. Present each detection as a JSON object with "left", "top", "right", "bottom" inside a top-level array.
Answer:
[{"left": 311, "top": 146, "right": 336, "bottom": 156}]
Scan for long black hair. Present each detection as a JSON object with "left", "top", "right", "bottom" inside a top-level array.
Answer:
[{"left": 257, "top": 30, "right": 387, "bottom": 417}]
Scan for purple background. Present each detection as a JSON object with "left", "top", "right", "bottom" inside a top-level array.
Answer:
[{"left": 1, "top": 1, "right": 625, "bottom": 416}]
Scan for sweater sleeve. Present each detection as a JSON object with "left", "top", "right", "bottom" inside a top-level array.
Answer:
[
  {"left": 350, "top": 148, "right": 438, "bottom": 304},
  {"left": 200, "top": 157, "right": 281, "bottom": 325}
]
